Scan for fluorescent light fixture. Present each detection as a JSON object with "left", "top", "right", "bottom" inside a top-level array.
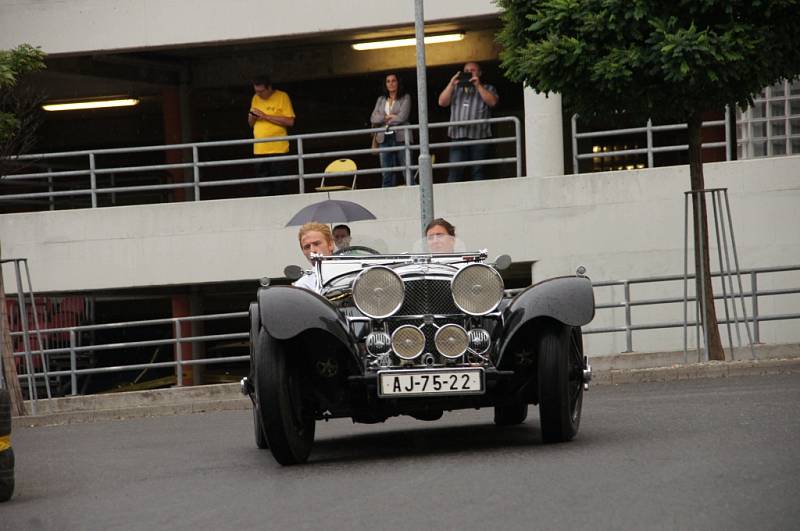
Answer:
[
  {"left": 352, "top": 33, "right": 465, "bottom": 51},
  {"left": 42, "top": 98, "right": 140, "bottom": 112}
]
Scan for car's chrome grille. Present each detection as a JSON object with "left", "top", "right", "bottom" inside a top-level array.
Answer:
[{"left": 397, "top": 279, "right": 460, "bottom": 316}]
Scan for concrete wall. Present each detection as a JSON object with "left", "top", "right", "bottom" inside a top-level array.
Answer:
[
  {"left": 0, "top": 0, "right": 499, "bottom": 55},
  {"left": 2, "top": 156, "right": 799, "bottom": 355}
]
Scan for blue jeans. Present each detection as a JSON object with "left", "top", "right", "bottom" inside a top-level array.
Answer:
[
  {"left": 379, "top": 134, "right": 404, "bottom": 187},
  {"left": 447, "top": 142, "right": 490, "bottom": 183}
]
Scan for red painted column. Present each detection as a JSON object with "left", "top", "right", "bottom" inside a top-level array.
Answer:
[{"left": 171, "top": 295, "right": 193, "bottom": 386}]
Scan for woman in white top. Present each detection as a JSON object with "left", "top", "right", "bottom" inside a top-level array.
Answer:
[{"left": 370, "top": 73, "right": 413, "bottom": 188}]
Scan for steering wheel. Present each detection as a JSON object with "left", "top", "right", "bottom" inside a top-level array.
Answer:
[{"left": 333, "top": 245, "right": 380, "bottom": 256}]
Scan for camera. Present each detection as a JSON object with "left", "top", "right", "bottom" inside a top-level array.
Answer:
[{"left": 457, "top": 72, "right": 473, "bottom": 86}]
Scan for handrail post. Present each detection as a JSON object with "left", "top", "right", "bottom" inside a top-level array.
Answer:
[
  {"left": 751, "top": 271, "right": 760, "bottom": 344},
  {"left": 646, "top": 119, "right": 654, "bottom": 168},
  {"left": 724, "top": 105, "right": 732, "bottom": 161},
  {"left": 69, "top": 330, "right": 78, "bottom": 396},
  {"left": 296, "top": 138, "right": 305, "bottom": 193},
  {"left": 192, "top": 145, "right": 201, "bottom": 201},
  {"left": 514, "top": 117, "right": 522, "bottom": 177},
  {"left": 404, "top": 132, "right": 412, "bottom": 186},
  {"left": 571, "top": 114, "right": 579, "bottom": 174},
  {"left": 624, "top": 281, "right": 633, "bottom": 352},
  {"left": 89, "top": 152, "right": 97, "bottom": 208},
  {"left": 175, "top": 320, "right": 183, "bottom": 387}
]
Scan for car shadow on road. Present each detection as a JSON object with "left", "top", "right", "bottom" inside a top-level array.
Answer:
[{"left": 306, "top": 420, "right": 589, "bottom": 466}]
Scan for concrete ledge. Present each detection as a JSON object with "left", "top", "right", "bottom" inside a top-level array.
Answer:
[{"left": 10, "top": 344, "right": 800, "bottom": 428}]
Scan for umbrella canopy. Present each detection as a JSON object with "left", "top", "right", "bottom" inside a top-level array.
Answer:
[{"left": 285, "top": 199, "right": 376, "bottom": 227}]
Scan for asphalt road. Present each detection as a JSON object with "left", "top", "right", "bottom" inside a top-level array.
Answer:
[{"left": 3, "top": 373, "right": 799, "bottom": 531}]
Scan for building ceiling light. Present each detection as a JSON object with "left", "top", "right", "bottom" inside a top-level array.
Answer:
[
  {"left": 42, "top": 98, "right": 140, "bottom": 112},
  {"left": 352, "top": 33, "right": 465, "bottom": 51}
]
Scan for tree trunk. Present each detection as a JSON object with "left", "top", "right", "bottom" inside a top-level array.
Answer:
[
  {"left": 0, "top": 244, "right": 26, "bottom": 416},
  {"left": 687, "top": 113, "right": 725, "bottom": 361}
]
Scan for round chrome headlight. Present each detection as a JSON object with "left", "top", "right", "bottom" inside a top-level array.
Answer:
[
  {"left": 366, "top": 331, "right": 391, "bottom": 355},
  {"left": 352, "top": 266, "right": 404, "bottom": 319},
  {"left": 468, "top": 328, "right": 491, "bottom": 355},
  {"left": 451, "top": 264, "right": 504, "bottom": 315},
  {"left": 391, "top": 325, "right": 425, "bottom": 360},
  {"left": 434, "top": 324, "right": 469, "bottom": 359}
]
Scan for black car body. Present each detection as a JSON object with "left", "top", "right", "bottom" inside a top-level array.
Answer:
[{"left": 243, "top": 250, "right": 595, "bottom": 465}]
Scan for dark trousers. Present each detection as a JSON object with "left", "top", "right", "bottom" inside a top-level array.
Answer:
[
  {"left": 256, "top": 156, "right": 290, "bottom": 196},
  {"left": 447, "top": 142, "right": 490, "bottom": 183},
  {"left": 379, "top": 134, "right": 405, "bottom": 187}
]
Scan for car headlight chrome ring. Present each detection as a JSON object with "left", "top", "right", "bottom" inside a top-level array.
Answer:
[
  {"left": 391, "top": 325, "right": 425, "bottom": 360},
  {"left": 434, "top": 324, "right": 469, "bottom": 359},
  {"left": 468, "top": 328, "right": 491, "bottom": 355},
  {"left": 352, "top": 266, "right": 405, "bottom": 319},
  {"left": 451, "top": 264, "right": 504, "bottom": 315}
]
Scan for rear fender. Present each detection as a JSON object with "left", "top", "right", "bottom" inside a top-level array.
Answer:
[{"left": 497, "top": 276, "right": 594, "bottom": 365}]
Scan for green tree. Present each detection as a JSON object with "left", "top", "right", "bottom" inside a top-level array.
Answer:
[
  {"left": 0, "top": 44, "right": 46, "bottom": 164},
  {"left": 1, "top": 44, "right": 45, "bottom": 414},
  {"left": 497, "top": 0, "right": 800, "bottom": 360}
]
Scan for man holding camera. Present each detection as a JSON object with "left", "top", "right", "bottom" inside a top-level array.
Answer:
[
  {"left": 248, "top": 74, "right": 296, "bottom": 195},
  {"left": 438, "top": 62, "right": 499, "bottom": 182}
]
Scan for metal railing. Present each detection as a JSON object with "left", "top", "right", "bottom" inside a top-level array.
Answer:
[
  {"left": 571, "top": 108, "right": 732, "bottom": 174},
  {"left": 0, "top": 117, "right": 521, "bottom": 209},
  {"left": 8, "top": 264, "right": 799, "bottom": 401}
]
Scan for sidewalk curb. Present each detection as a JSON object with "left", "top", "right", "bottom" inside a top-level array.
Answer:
[{"left": 12, "top": 357, "right": 800, "bottom": 429}]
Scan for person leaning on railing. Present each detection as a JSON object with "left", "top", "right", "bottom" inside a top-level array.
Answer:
[
  {"left": 248, "top": 74, "right": 296, "bottom": 196},
  {"left": 437, "top": 62, "right": 499, "bottom": 183}
]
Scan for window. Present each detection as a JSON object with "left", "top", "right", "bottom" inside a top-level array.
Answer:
[{"left": 737, "top": 78, "right": 800, "bottom": 158}]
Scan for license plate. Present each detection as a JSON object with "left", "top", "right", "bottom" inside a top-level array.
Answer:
[{"left": 378, "top": 368, "right": 484, "bottom": 397}]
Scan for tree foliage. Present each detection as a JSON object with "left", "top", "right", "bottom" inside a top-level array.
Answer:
[
  {"left": 497, "top": 0, "right": 800, "bottom": 122},
  {"left": 0, "top": 44, "right": 46, "bottom": 145}
]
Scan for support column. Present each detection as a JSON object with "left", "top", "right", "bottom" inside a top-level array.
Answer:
[
  {"left": 162, "top": 87, "right": 186, "bottom": 202},
  {"left": 523, "top": 88, "right": 564, "bottom": 178},
  {"left": 171, "top": 295, "right": 193, "bottom": 386}
]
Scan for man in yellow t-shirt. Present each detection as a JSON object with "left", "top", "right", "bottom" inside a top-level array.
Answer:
[{"left": 248, "top": 74, "right": 296, "bottom": 195}]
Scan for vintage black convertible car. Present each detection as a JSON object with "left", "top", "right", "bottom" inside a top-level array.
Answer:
[{"left": 242, "top": 248, "right": 595, "bottom": 465}]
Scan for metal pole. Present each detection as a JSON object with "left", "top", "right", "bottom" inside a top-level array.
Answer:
[
  {"left": 296, "top": 139, "right": 305, "bottom": 194},
  {"left": 414, "top": 0, "right": 434, "bottom": 235},
  {"left": 48, "top": 169, "right": 55, "bottom": 211},
  {"left": 192, "top": 146, "right": 201, "bottom": 201},
  {"left": 571, "top": 114, "right": 579, "bottom": 174},
  {"left": 722, "top": 189, "right": 756, "bottom": 358},
  {"left": 13, "top": 260, "right": 37, "bottom": 413},
  {"left": 697, "top": 192, "right": 710, "bottom": 362},
  {"left": 646, "top": 119, "right": 654, "bottom": 168},
  {"left": 710, "top": 191, "right": 734, "bottom": 357},
  {"left": 403, "top": 133, "right": 412, "bottom": 186},
  {"left": 89, "top": 153, "right": 97, "bottom": 208},
  {"left": 683, "top": 193, "right": 689, "bottom": 364},
  {"left": 69, "top": 330, "right": 77, "bottom": 395},
  {"left": 724, "top": 106, "right": 732, "bottom": 161},
  {"left": 175, "top": 320, "right": 183, "bottom": 387},
  {"left": 22, "top": 260, "right": 51, "bottom": 398},
  {"left": 623, "top": 281, "right": 633, "bottom": 352},
  {"left": 751, "top": 271, "right": 760, "bottom": 344},
  {"left": 714, "top": 190, "right": 743, "bottom": 349},
  {"left": 514, "top": 118, "right": 522, "bottom": 177}
]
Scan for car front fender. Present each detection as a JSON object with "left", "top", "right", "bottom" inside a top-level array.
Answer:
[
  {"left": 257, "top": 285, "right": 356, "bottom": 355},
  {"left": 497, "top": 276, "right": 595, "bottom": 362}
]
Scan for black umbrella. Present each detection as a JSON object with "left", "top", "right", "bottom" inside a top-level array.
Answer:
[{"left": 285, "top": 199, "right": 377, "bottom": 227}]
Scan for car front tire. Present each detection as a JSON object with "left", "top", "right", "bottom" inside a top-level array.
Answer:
[
  {"left": 255, "top": 329, "right": 315, "bottom": 465},
  {"left": 537, "top": 323, "right": 583, "bottom": 443}
]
